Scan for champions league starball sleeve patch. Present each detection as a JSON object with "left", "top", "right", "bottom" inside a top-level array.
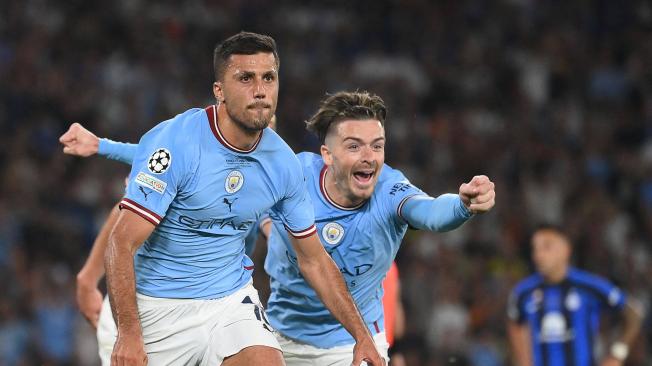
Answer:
[{"left": 147, "top": 148, "right": 172, "bottom": 174}]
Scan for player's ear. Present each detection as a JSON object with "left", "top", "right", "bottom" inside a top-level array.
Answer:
[
  {"left": 320, "top": 144, "right": 333, "bottom": 166},
  {"left": 213, "top": 82, "right": 224, "bottom": 103}
]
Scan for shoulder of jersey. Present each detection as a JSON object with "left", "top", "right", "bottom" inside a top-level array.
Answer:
[
  {"left": 373, "top": 163, "right": 405, "bottom": 191},
  {"left": 566, "top": 267, "right": 612, "bottom": 288},
  {"left": 141, "top": 108, "right": 204, "bottom": 143},
  {"left": 258, "top": 127, "right": 289, "bottom": 150},
  {"left": 513, "top": 273, "right": 544, "bottom": 295},
  {"left": 296, "top": 151, "right": 322, "bottom": 170}
]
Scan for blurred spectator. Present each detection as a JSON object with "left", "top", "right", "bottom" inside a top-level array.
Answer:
[
  {"left": 0, "top": 299, "right": 30, "bottom": 365},
  {"left": 32, "top": 263, "right": 77, "bottom": 364},
  {"left": 426, "top": 278, "right": 469, "bottom": 355}
]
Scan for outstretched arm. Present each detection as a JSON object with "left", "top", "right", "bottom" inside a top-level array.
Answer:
[
  {"left": 401, "top": 175, "right": 495, "bottom": 231},
  {"left": 98, "top": 139, "right": 138, "bottom": 164},
  {"left": 60, "top": 122, "right": 137, "bottom": 164},
  {"left": 401, "top": 194, "right": 471, "bottom": 232},
  {"left": 290, "top": 233, "right": 385, "bottom": 366},
  {"left": 76, "top": 203, "right": 120, "bottom": 329}
]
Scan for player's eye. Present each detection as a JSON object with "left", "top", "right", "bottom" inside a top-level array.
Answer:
[
  {"left": 373, "top": 144, "right": 384, "bottom": 151},
  {"left": 263, "top": 74, "right": 275, "bottom": 82},
  {"left": 347, "top": 144, "right": 359, "bottom": 151},
  {"left": 240, "top": 75, "right": 251, "bottom": 82}
]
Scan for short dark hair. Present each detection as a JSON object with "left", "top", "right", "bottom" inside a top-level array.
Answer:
[
  {"left": 531, "top": 223, "right": 571, "bottom": 244},
  {"left": 306, "top": 91, "right": 387, "bottom": 144},
  {"left": 213, "top": 32, "right": 279, "bottom": 81}
]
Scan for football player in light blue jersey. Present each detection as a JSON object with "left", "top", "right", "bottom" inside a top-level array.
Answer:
[
  {"left": 70, "top": 187, "right": 263, "bottom": 366},
  {"left": 63, "top": 91, "right": 496, "bottom": 365},
  {"left": 261, "top": 91, "right": 495, "bottom": 364},
  {"left": 61, "top": 33, "right": 384, "bottom": 366}
]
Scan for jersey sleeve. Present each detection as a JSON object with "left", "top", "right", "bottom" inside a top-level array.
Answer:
[
  {"left": 594, "top": 278, "right": 627, "bottom": 312},
  {"left": 381, "top": 172, "right": 428, "bottom": 223},
  {"left": 258, "top": 211, "right": 273, "bottom": 233},
  {"left": 119, "top": 125, "right": 196, "bottom": 225},
  {"left": 380, "top": 168, "right": 471, "bottom": 230},
  {"left": 270, "top": 157, "right": 316, "bottom": 239},
  {"left": 401, "top": 193, "right": 472, "bottom": 232},
  {"left": 98, "top": 138, "right": 138, "bottom": 165},
  {"left": 507, "top": 288, "right": 526, "bottom": 324}
]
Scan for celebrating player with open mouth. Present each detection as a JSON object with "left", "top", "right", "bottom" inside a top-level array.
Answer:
[{"left": 261, "top": 91, "right": 495, "bottom": 365}]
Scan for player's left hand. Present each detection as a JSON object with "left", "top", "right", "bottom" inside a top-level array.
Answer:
[
  {"left": 76, "top": 275, "right": 103, "bottom": 329},
  {"left": 600, "top": 357, "right": 623, "bottom": 366},
  {"left": 351, "top": 335, "right": 386, "bottom": 366},
  {"left": 459, "top": 175, "right": 495, "bottom": 214}
]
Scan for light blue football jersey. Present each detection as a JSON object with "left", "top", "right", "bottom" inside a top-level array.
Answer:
[
  {"left": 99, "top": 136, "right": 260, "bottom": 258},
  {"left": 120, "top": 105, "right": 316, "bottom": 299},
  {"left": 265, "top": 152, "right": 471, "bottom": 348}
]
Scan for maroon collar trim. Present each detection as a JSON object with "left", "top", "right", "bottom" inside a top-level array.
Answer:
[
  {"left": 319, "top": 165, "right": 366, "bottom": 211},
  {"left": 205, "top": 105, "right": 263, "bottom": 154}
]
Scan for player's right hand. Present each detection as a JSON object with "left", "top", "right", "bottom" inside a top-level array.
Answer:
[
  {"left": 76, "top": 276, "right": 103, "bottom": 329},
  {"left": 112, "top": 333, "right": 148, "bottom": 366},
  {"left": 459, "top": 175, "right": 496, "bottom": 214},
  {"left": 351, "top": 335, "right": 386, "bottom": 366},
  {"left": 59, "top": 122, "right": 100, "bottom": 157}
]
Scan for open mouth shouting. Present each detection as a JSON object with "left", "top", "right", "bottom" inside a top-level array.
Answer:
[{"left": 352, "top": 168, "right": 376, "bottom": 187}]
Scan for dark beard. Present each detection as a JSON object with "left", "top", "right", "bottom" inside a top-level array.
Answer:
[{"left": 227, "top": 110, "right": 270, "bottom": 135}]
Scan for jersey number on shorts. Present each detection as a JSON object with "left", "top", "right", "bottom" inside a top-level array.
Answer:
[{"left": 254, "top": 305, "right": 273, "bottom": 332}]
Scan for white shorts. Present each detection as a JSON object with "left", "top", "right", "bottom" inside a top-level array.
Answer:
[
  {"left": 276, "top": 331, "right": 390, "bottom": 366},
  {"left": 96, "top": 281, "right": 280, "bottom": 365},
  {"left": 97, "top": 296, "right": 116, "bottom": 366}
]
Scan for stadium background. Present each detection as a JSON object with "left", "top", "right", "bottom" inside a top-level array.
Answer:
[{"left": 1, "top": 0, "right": 651, "bottom": 364}]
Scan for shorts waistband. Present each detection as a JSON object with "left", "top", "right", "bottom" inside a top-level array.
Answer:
[{"left": 136, "top": 279, "right": 253, "bottom": 307}]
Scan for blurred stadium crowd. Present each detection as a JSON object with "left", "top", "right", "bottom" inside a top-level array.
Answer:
[{"left": 1, "top": 0, "right": 651, "bottom": 364}]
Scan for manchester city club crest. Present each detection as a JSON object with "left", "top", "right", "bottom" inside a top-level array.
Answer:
[
  {"left": 322, "top": 222, "right": 344, "bottom": 245},
  {"left": 225, "top": 170, "right": 244, "bottom": 194}
]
